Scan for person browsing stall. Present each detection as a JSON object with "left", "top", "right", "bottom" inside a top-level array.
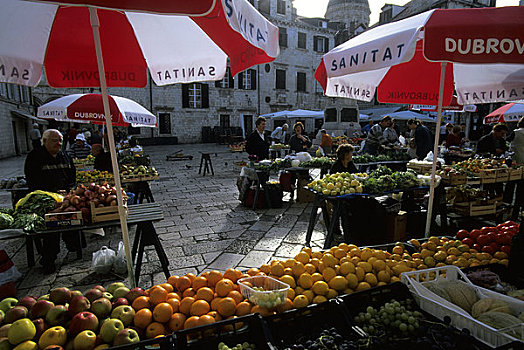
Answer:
[
  {"left": 289, "top": 122, "right": 312, "bottom": 153},
  {"left": 24, "top": 129, "right": 78, "bottom": 273},
  {"left": 246, "top": 116, "right": 270, "bottom": 161},
  {"left": 477, "top": 123, "right": 508, "bottom": 156},
  {"left": 445, "top": 125, "right": 463, "bottom": 148},
  {"left": 91, "top": 144, "right": 113, "bottom": 173},
  {"left": 29, "top": 123, "right": 41, "bottom": 150},
  {"left": 407, "top": 119, "right": 433, "bottom": 160},
  {"left": 320, "top": 129, "right": 334, "bottom": 155},
  {"left": 270, "top": 123, "right": 288, "bottom": 144},
  {"left": 383, "top": 119, "right": 399, "bottom": 146},
  {"left": 68, "top": 133, "right": 91, "bottom": 159},
  {"left": 363, "top": 115, "right": 393, "bottom": 155},
  {"left": 330, "top": 144, "right": 358, "bottom": 174}
]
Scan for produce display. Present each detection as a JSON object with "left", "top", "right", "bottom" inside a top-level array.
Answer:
[
  {"left": 120, "top": 165, "right": 159, "bottom": 179},
  {"left": 353, "top": 152, "right": 411, "bottom": 164},
  {"left": 76, "top": 170, "right": 113, "bottom": 185},
  {"left": 269, "top": 144, "right": 289, "bottom": 150},
  {"left": 218, "top": 342, "right": 256, "bottom": 350},
  {"left": 363, "top": 167, "right": 420, "bottom": 195},
  {"left": 446, "top": 185, "right": 493, "bottom": 204},
  {"left": 454, "top": 221, "right": 518, "bottom": 256},
  {"left": 452, "top": 158, "right": 503, "bottom": 175},
  {"left": 307, "top": 173, "right": 364, "bottom": 196},
  {"left": 119, "top": 154, "right": 150, "bottom": 166},
  {"left": 299, "top": 157, "right": 334, "bottom": 169},
  {"left": 73, "top": 155, "right": 95, "bottom": 168},
  {"left": 0, "top": 192, "right": 62, "bottom": 231}
]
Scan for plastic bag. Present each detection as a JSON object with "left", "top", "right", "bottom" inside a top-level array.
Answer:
[
  {"left": 113, "top": 241, "right": 127, "bottom": 274},
  {"left": 296, "top": 152, "right": 312, "bottom": 163},
  {"left": 92, "top": 246, "right": 115, "bottom": 274},
  {"left": 423, "top": 151, "right": 445, "bottom": 165}
]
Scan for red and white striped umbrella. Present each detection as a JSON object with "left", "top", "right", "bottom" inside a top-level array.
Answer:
[
  {"left": 37, "top": 94, "right": 157, "bottom": 127},
  {"left": 484, "top": 102, "right": 524, "bottom": 124},
  {"left": 0, "top": 0, "right": 279, "bottom": 286}
]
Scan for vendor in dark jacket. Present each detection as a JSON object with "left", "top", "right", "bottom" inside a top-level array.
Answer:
[
  {"left": 92, "top": 144, "right": 113, "bottom": 172},
  {"left": 289, "top": 122, "right": 312, "bottom": 153},
  {"left": 330, "top": 144, "right": 358, "bottom": 174},
  {"left": 245, "top": 117, "right": 270, "bottom": 161},
  {"left": 476, "top": 123, "right": 508, "bottom": 156},
  {"left": 407, "top": 119, "right": 433, "bottom": 160},
  {"left": 24, "top": 129, "right": 78, "bottom": 274}
]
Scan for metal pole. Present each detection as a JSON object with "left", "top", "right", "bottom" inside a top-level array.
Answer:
[
  {"left": 425, "top": 62, "right": 447, "bottom": 237},
  {"left": 89, "top": 8, "right": 136, "bottom": 287}
]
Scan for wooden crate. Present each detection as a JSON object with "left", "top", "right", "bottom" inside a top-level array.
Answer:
[
  {"left": 479, "top": 169, "right": 497, "bottom": 184},
  {"left": 496, "top": 168, "right": 510, "bottom": 182},
  {"left": 44, "top": 211, "right": 83, "bottom": 227},
  {"left": 407, "top": 163, "right": 433, "bottom": 174},
  {"left": 453, "top": 201, "right": 497, "bottom": 216},
  {"left": 509, "top": 167, "right": 523, "bottom": 181},
  {"left": 90, "top": 202, "right": 126, "bottom": 223},
  {"left": 441, "top": 173, "right": 467, "bottom": 185}
]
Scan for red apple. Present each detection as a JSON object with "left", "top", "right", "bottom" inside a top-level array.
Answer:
[
  {"left": 111, "top": 298, "right": 128, "bottom": 309},
  {"left": 49, "top": 288, "right": 71, "bottom": 305},
  {"left": 32, "top": 318, "right": 47, "bottom": 339},
  {"left": 5, "top": 306, "right": 28, "bottom": 323},
  {"left": 456, "top": 229, "right": 469, "bottom": 240},
  {"left": 30, "top": 300, "right": 55, "bottom": 319},
  {"left": 124, "top": 288, "right": 145, "bottom": 303},
  {"left": 68, "top": 312, "right": 99, "bottom": 335},
  {"left": 84, "top": 289, "right": 103, "bottom": 303},
  {"left": 68, "top": 296, "right": 90, "bottom": 316},
  {"left": 17, "top": 297, "right": 37, "bottom": 310}
]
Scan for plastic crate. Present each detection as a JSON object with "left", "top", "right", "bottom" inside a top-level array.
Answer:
[
  {"left": 173, "top": 314, "right": 274, "bottom": 350},
  {"left": 401, "top": 265, "right": 524, "bottom": 348},
  {"left": 238, "top": 276, "right": 289, "bottom": 308},
  {"left": 264, "top": 299, "right": 358, "bottom": 349},
  {"left": 108, "top": 334, "right": 173, "bottom": 350}
]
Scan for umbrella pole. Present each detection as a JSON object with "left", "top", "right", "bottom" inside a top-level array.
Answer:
[
  {"left": 89, "top": 8, "right": 136, "bottom": 288},
  {"left": 425, "top": 62, "right": 447, "bottom": 237}
]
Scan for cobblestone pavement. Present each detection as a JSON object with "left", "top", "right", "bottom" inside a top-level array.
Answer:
[{"left": 0, "top": 144, "right": 328, "bottom": 296}]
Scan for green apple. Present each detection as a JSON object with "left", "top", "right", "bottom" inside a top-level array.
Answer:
[
  {"left": 0, "top": 337, "right": 10, "bottom": 350},
  {"left": 73, "top": 330, "right": 96, "bottom": 350},
  {"left": 38, "top": 326, "right": 67, "bottom": 349},
  {"left": 110, "top": 306, "right": 135, "bottom": 327},
  {"left": 111, "top": 288, "right": 129, "bottom": 300},
  {"left": 0, "top": 299, "right": 18, "bottom": 313},
  {"left": 99, "top": 319, "right": 123, "bottom": 344},
  {"left": 0, "top": 325, "right": 10, "bottom": 338},
  {"left": 8, "top": 319, "right": 36, "bottom": 345},
  {"left": 13, "top": 340, "right": 38, "bottom": 350},
  {"left": 106, "top": 283, "right": 125, "bottom": 296}
]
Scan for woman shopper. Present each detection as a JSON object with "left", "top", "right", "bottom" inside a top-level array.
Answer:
[
  {"left": 330, "top": 144, "right": 358, "bottom": 174},
  {"left": 289, "top": 122, "right": 312, "bottom": 153}
]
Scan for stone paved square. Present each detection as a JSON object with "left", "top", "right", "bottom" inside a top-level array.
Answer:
[{"left": 0, "top": 144, "right": 329, "bottom": 295}]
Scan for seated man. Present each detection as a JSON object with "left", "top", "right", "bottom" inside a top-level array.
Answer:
[{"left": 68, "top": 133, "right": 92, "bottom": 159}]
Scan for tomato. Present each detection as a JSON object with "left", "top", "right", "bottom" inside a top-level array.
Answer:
[
  {"left": 489, "top": 242, "right": 499, "bottom": 252},
  {"left": 469, "top": 229, "right": 482, "bottom": 241},
  {"left": 497, "top": 223, "right": 509, "bottom": 231},
  {"left": 472, "top": 243, "right": 482, "bottom": 252},
  {"left": 481, "top": 245, "right": 496, "bottom": 255},
  {"left": 477, "top": 234, "right": 491, "bottom": 247},
  {"left": 501, "top": 245, "right": 511, "bottom": 254},
  {"left": 462, "top": 238, "right": 474, "bottom": 247},
  {"left": 486, "top": 232, "right": 498, "bottom": 243},
  {"left": 504, "top": 220, "right": 517, "bottom": 227},
  {"left": 495, "top": 233, "right": 511, "bottom": 245},
  {"left": 480, "top": 226, "right": 498, "bottom": 235},
  {"left": 456, "top": 229, "right": 469, "bottom": 240}
]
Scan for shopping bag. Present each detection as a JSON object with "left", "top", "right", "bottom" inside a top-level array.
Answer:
[
  {"left": 113, "top": 241, "right": 127, "bottom": 274},
  {"left": 92, "top": 246, "right": 115, "bottom": 274}
]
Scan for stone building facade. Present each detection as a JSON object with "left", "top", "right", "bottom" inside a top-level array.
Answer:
[{"left": 31, "top": 0, "right": 360, "bottom": 144}]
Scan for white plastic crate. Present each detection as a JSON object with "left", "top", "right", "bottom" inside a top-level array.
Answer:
[
  {"left": 401, "top": 265, "right": 524, "bottom": 348},
  {"left": 238, "top": 275, "right": 289, "bottom": 309}
]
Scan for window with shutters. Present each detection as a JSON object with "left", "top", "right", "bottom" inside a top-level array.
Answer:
[
  {"left": 19, "top": 86, "right": 30, "bottom": 104},
  {"left": 7, "top": 84, "right": 18, "bottom": 101},
  {"left": 0, "top": 83, "right": 7, "bottom": 98},
  {"left": 182, "top": 83, "right": 209, "bottom": 109},
  {"left": 259, "top": 0, "right": 270, "bottom": 14},
  {"left": 325, "top": 108, "right": 337, "bottom": 122},
  {"left": 341, "top": 108, "right": 358, "bottom": 122},
  {"left": 239, "top": 69, "right": 256, "bottom": 90},
  {"left": 314, "top": 36, "right": 329, "bottom": 53},
  {"left": 279, "top": 27, "right": 287, "bottom": 48},
  {"left": 297, "top": 32, "right": 306, "bottom": 49},
  {"left": 276, "top": 69, "right": 286, "bottom": 90},
  {"left": 277, "top": 0, "right": 286, "bottom": 14},
  {"left": 159, "top": 113, "right": 171, "bottom": 134},
  {"left": 220, "top": 114, "right": 230, "bottom": 128},
  {"left": 215, "top": 67, "right": 233, "bottom": 88},
  {"left": 296, "top": 72, "right": 306, "bottom": 92}
]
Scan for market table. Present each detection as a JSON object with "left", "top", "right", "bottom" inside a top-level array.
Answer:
[
  {"left": 25, "top": 203, "right": 167, "bottom": 284},
  {"left": 122, "top": 178, "right": 155, "bottom": 204}
]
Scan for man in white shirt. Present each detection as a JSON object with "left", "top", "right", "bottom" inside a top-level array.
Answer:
[{"left": 270, "top": 123, "right": 288, "bottom": 144}]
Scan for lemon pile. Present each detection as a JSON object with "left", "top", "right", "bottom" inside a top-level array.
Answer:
[{"left": 307, "top": 172, "right": 363, "bottom": 196}]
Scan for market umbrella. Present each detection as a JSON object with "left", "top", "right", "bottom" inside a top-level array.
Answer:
[
  {"left": 37, "top": 94, "right": 157, "bottom": 127},
  {"left": 0, "top": 0, "right": 279, "bottom": 286},
  {"left": 314, "top": 6, "right": 524, "bottom": 236},
  {"left": 484, "top": 102, "right": 524, "bottom": 124}
]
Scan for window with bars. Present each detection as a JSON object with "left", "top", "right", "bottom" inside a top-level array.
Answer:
[
  {"left": 238, "top": 69, "right": 257, "bottom": 90},
  {"left": 182, "top": 83, "right": 209, "bottom": 109},
  {"left": 297, "top": 32, "right": 306, "bottom": 49},
  {"left": 214, "top": 67, "right": 234, "bottom": 88},
  {"left": 296, "top": 72, "right": 306, "bottom": 92},
  {"left": 276, "top": 69, "right": 286, "bottom": 90},
  {"left": 277, "top": 0, "right": 286, "bottom": 14},
  {"left": 314, "top": 36, "right": 329, "bottom": 53},
  {"left": 279, "top": 27, "right": 288, "bottom": 48}
]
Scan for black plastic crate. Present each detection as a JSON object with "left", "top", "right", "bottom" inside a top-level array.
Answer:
[
  {"left": 338, "top": 282, "right": 492, "bottom": 350},
  {"left": 264, "top": 299, "right": 359, "bottom": 349},
  {"left": 108, "top": 335, "right": 173, "bottom": 350},
  {"left": 173, "top": 314, "right": 274, "bottom": 350}
]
